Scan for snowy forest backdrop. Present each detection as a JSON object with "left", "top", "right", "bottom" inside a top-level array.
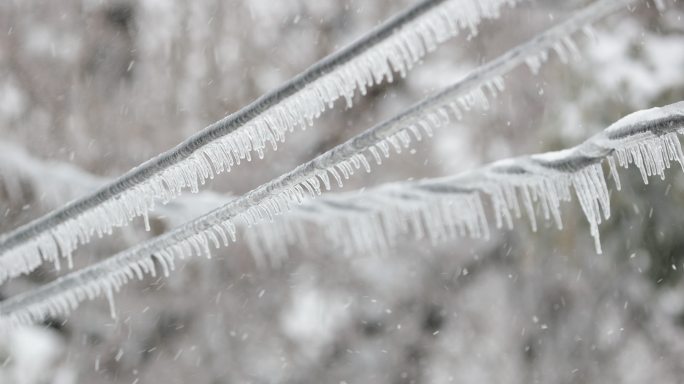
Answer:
[{"left": 1, "top": 0, "right": 684, "bottom": 383}]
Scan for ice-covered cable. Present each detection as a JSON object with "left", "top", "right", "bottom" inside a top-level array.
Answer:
[
  {"left": 282, "top": 103, "right": 684, "bottom": 257},
  {"left": 0, "top": 0, "right": 520, "bottom": 285},
  {"left": 0, "top": 0, "right": 644, "bottom": 325},
  {"left": 0, "top": 141, "right": 230, "bottom": 229},
  {"left": 3, "top": 101, "right": 683, "bottom": 326}
]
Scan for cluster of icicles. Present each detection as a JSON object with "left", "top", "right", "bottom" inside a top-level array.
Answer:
[
  {"left": 0, "top": 0, "right": 521, "bottom": 287},
  {"left": 2, "top": 101, "right": 683, "bottom": 326},
  {"left": 0, "top": 0, "right": 645, "bottom": 326},
  {"left": 251, "top": 105, "right": 684, "bottom": 259}
]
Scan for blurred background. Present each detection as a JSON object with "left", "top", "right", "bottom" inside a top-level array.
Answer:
[{"left": 1, "top": 0, "right": 684, "bottom": 383}]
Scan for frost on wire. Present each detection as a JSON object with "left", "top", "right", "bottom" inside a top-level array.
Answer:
[
  {"left": 0, "top": 0, "right": 521, "bottom": 285},
  {"left": 0, "top": 0, "right": 646, "bottom": 325}
]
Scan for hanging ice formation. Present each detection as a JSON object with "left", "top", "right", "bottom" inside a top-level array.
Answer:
[
  {"left": 3, "top": 101, "right": 682, "bottom": 326},
  {"left": 0, "top": 0, "right": 652, "bottom": 326},
  {"left": 0, "top": 0, "right": 521, "bottom": 285},
  {"left": 251, "top": 104, "right": 684, "bottom": 258}
]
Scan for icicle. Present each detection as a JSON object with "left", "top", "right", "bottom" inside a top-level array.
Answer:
[
  {"left": 607, "top": 155, "right": 621, "bottom": 190},
  {"left": 552, "top": 42, "right": 569, "bottom": 64},
  {"left": 562, "top": 36, "right": 582, "bottom": 62},
  {"left": 447, "top": 102, "right": 463, "bottom": 121},
  {"left": 520, "top": 185, "right": 537, "bottom": 232},
  {"left": 525, "top": 55, "right": 542, "bottom": 75},
  {"left": 223, "top": 220, "right": 237, "bottom": 242},
  {"left": 154, "top": 253, "right": 171, "bottom": 277},
  {"left": 318, "top": 171, "right": 331, "bottom": 191},
  {"left": 329, "top": 167, "right": 344, "bottom": 188},
  {"left": 377, "top": 141, "right": 391, "bottom": 158},
  {"left": 408, "top": 124, "right": 423, "bottom": 141},
  {"left": 369, "top": 146, "right": 383, "bottom": 165},
  {"left": 582, "top": 25, "right": 598, "bottom": 43},
  {"left": 419, "top": 120, "right": 434, "bottom": 137},
  {"left": 358, "top": 154, "right": 372, "bottom": 173},
  {"left": 105, "top": 285, "right": 117, "bottom": 319}
]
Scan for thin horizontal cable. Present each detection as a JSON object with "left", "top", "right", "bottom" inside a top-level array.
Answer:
[
  {"left": 0, "top": 0, "right": 638, "bottom": 325},
  {"left": 0, "top": 0, "right": 520, "bottom": 284}
]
